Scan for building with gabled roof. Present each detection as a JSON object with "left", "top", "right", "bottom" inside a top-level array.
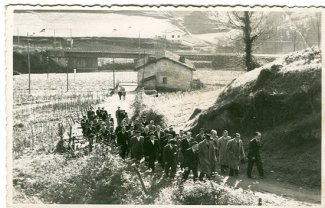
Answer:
[{"left": 134, "top": 50, "right": 196, "bottom": 91}]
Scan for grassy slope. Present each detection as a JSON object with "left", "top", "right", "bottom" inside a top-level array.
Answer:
[{"left": 191, "top": 48, "right": 322, "bottom": 188}]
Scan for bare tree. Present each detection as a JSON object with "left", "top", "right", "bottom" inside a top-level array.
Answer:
[
  {"left": 226, "top": 11, "right": 271, "bottom": 71},
  {"left": 310, "top": 13, "right": 321, "bottom": 47}
]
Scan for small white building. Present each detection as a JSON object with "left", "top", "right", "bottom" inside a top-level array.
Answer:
[
  {"left": 134, "top": 51, "right": 196, "bottom": 91},
  {"left": 164, "top": 29, "right": 185, "bottom": 42}
]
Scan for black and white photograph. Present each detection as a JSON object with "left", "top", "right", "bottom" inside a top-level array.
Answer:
[{"left": 5, "top": 5, "right": 323, "bottom": 206}]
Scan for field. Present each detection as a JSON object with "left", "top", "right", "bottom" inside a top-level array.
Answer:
[{"left": 13, "top": 70, "right": 240, "bottom": 154}]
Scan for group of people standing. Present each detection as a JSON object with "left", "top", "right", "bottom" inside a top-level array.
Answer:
[{"left": 80, "top": 106, "right": 264, "bottom": 182}]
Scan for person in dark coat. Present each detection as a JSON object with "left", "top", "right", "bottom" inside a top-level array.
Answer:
[
  {"left": 141, "top": 116, "right": 149, "bottom": 127},
  {"left": 80, "top": 116, "right": 87, "bottom": 134},
  {"left": 180, "top": 133, "right": 193, "bottom": 169},
  {"left": 129, "top": 130, "right": 144, "bottom": 163},
  {"left": 182, "top": 141, "right": 199, "bottom": 181},
  {"left": 195, "top": 128, "right": 205, "bottom": 143},
  {"left": 144, "top": 133, "right": 160, "bottom": 171},
  {"left": 117, "top": 127, "right": 129, "bottom": 159},
  {"left": 107, "top": 114, "right": 114, "bottom": 126},
  {"left": 115, "top": 106, "right": 122, "bottom": 125},
  {"left": 141, "top": 126, "right": 150, "bottom": 142},
  {"left": 101, "top": 107, "right": 108, "bottom": 121},
  {"left": 163, "top": 139, "right": 178, "bottom": 178},
  {"left": 168, "top": 126, "right": 176, "bottom": 138},
  {"left": 247, "top": 132, "right": 264, "bottom": 179},
  {"left": 101, "top": 125, "right": 110, "bottom": 145},
  {"left": 96, "top": 107, "right": 101, "bottom": 117}
]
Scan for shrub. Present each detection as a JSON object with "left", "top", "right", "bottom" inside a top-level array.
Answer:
[
  {"left": 156, "top": 181, "right": 256, "bottom": 205},
  {"left": 140, "top": 109, "right": 166, "bottom": 128}
]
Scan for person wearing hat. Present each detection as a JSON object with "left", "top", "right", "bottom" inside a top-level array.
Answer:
[
  {"left": 163, "top": 139, "right": 178, "bottom": 178},
  {"left": 144, "top": 132, "right": 159, "bottom": 172},
  {"left": 226, "top": 133, "right": 245, "bottom": 176},
  {"left": 168, "top": 126, "right": 176, "bottom": 138},
  {"left": 129, "top": 130, "right": 144, "bottom": 163},
  {"left": 195, "top": 128, "right": 206, "bottom": 143},
  {"left": 182, "top": 141, "right": 199, "bottom": 182},
  {"left": 217, "top": 130, "right": 231, "bottom": 174},
  {"left": 141, "top": 115, "right": 149, "bottom": 127},
  {"left": 198, "top": 133, "right": 217, "bottom": 181}
]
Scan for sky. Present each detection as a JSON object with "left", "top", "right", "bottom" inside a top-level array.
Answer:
[{"left": 13, "top": 11, "right": 180, "bottom": 38}]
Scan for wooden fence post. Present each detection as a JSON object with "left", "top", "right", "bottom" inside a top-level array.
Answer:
[{"left": 133, "top": 165, "right": 148, "bottom": 196}]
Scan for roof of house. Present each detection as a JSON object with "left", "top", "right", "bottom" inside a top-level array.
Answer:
[{"left": 134, "top": 50, "right": 196, "bottom": 71}]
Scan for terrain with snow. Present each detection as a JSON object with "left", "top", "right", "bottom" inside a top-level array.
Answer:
[{"left": 190, "top": 47, "right": 321, "bottom": 188}]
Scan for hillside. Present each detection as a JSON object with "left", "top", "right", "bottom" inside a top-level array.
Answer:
[{"left": 189, "top": 47, "right": 321, "bottom": 187}]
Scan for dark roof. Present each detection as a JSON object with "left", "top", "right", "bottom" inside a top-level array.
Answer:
[{"left": 134, "top": 50, "right": 196, "bottom": 71}]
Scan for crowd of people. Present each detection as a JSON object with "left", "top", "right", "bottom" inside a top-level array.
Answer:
[{"left": 80, "top": 106, "right": 264, "bottom": 182}]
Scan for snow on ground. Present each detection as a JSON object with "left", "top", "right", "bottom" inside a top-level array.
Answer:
[
  {"left": 14, "top": 71, "right": 137, "bottom": 91},
  {"left": 194, "top": 69, "right": 245, "bottom": 85},
  {"left": 226, "top": 47, "right": 322, "bottom": 90},
  {"left": 142, "top": 87, "right": 224, "bottom": 132}
]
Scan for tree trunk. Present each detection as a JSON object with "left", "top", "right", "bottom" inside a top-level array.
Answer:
[{"left": 243, "top": 11, "right": 254, "bottom": 71}]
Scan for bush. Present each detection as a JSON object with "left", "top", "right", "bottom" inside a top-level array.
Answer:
[
  {"left": 156, "top": 181, "right": 256, "bottom": 205},
  {"left": 140, "top": 109, "right": 166, "bottom": 128},
  {"left": 13, "top": 149, "right": 145, "bottom": 204}
]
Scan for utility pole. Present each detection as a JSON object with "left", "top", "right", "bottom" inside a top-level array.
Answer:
[
  {"left": 53, "top": 29, "right": 56, "bottom": 48},
  {"left": 17, "top": 28, "right": 20, "bottom": 45},
  {"left": 27, "top": 32, "right": 31, "bottom": 94},
  {"left": 66, "top": 59, "right": 69, "bottom": 92},
  {"left": 138, "top": 32, "right": 141, "bottom": 59},
  {"left": 142, "top": 50, "right": 146, "bottom": 86},
  {"left": 113, "top": 58, "right": 116, "bottom": 89}
]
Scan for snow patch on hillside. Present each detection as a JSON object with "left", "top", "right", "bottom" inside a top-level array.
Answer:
[{"left": 225, "top": 47, "right": 321, "bottom": 90}]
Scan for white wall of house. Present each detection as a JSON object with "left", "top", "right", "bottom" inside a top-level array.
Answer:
[
  {"left": 137, "top": 59, "right": 193, "bottom": 91},
  {"left": 165, "top": 31, "right": 184, "bottom": 42}
]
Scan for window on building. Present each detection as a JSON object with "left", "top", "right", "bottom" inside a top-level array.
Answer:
[
  {"left": 171, "top": 35, "right": 174, "bottom": 38},
  {"left": 178, "top": 35, "right": 180, "bottom": 38},
  {"left": 162, "top": 77, "right": 167, "bottom": 84}
]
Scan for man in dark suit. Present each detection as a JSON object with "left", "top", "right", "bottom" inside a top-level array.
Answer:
[
  {"left": 163, "top": 139, "right": 178, "bottom": 178},
  {"left": 168, "top": 126, "right": 176, "bottom": 138},
  {"left": 117, "top": 126, "right": 129, "bottom": 159},
  {"left": 195, "top": 128, "right": 205, "bottom": 143},
  {"left": 129, "top": 130, "right": 144, "bottom": 164},
  {"left": 182, "top": 141, "right": 199, "bottom": 181},
  {"left": 247, "top": 132, "right": 264, "bottom": 179},
  {"left": 115, "top": 106, "right": 122, "bottom": 125},
  {"left": 144, "top": 133, "right": 160, "bottom": 171},
  {"left": 180, "top": 133, "right": 192, "bottom": 169},
  {"left": 101, "top": 107, "right": 108, "bottom": 121}
]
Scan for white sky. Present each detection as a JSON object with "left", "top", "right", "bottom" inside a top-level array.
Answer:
[{"left": 13, "top": 11, "right": 180, "bottom": 38}]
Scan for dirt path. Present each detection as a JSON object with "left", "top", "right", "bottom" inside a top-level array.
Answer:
[{"left": 213, "top": 173, "right": 321, "bottom": 205}]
